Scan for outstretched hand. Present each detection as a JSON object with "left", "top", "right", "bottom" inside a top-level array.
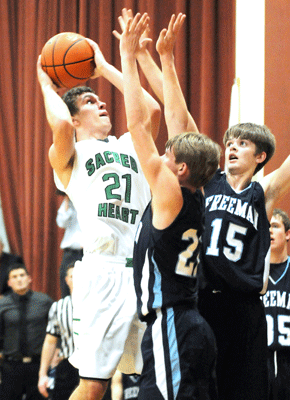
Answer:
[
  {"left": 113, "top": 8, "right": 151, "bottom": 54},
  {"left": 156, "top": 13, "right": 186, "bottom": 57},
  {"left": 119, "top": 12, "right": 151, "bottom": 58}
]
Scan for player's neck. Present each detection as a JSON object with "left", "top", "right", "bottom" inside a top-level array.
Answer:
[
  {"left": 76, "top": 127, "right": 109, "bottom": 141},
  {"left": 226, "top": 170, "right": 253, "bottom": 192},
  {"left": 270, "top": 248, "right": 288, "bottom": 264}
]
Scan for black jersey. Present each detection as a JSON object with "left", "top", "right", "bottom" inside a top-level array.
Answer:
[
  {"left": 200, "top": 169, "right": 270, "bottom": 293},
  {"left": 133, "top": 187, "right": 204, "bottom": 321},
  {"left": 263, "top": 257, "right": 290, "bottom": 351},
  {"left": 122, "top": 374, "right": 140, "bottom": 400}
]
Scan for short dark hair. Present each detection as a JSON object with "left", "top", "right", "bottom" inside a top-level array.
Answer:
[
  {"left": 65, "top": 261, "right": 76, "bottom": 275},
  {"left": 223, "top": 123, "right": 276, "bottom": 174},
  {"left": 8, "top": 263, "right": 29, "bottom": 278},
  {"left": 62, "top": 86, "right": 95, "bottom": 116},
  {"left": 273, "top": 209, "right": 290, "bottom": 232}
]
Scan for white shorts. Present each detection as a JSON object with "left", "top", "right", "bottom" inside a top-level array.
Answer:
[{"left": 69, "top": 253, "right": 145, "bottom": 379}]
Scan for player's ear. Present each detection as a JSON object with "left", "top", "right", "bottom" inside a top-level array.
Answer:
[
  {"left": 178, "top": 162, "right": 189, "bottom": 177},
  {"left": 286, "top": 229, "right": 290, "bottom": 242},
  {"left": 255, "top": 151, "right": 266, "bottom": 165},
  {"left": 72, "top": 116, "right": 80, "bottom": 127}
]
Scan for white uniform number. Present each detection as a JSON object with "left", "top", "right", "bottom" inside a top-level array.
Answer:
[
  {"left": 266, "top": 314, "right": 290, "bottom": 346},
  {"left": 206, "top": 219, "right": 247, "bottom": 262},
  {"left": 175, "top": 229, "right": 199, "bottom": 277}
]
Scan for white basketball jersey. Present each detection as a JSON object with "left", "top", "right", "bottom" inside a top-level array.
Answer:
[{"left": 54, "top": 133, "right": 150, "bottom": 258}]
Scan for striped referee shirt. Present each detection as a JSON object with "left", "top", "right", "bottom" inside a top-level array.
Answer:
[{"left": 46, "top": 295, "right": 73, "bottom": 359}]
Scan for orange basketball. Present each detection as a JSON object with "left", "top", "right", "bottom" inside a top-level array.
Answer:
[{"left": 41, "top": 32, "right": 96, "bottom": 89}]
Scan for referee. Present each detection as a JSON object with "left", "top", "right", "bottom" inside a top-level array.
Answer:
[{"left": 38, "top": 262, "right": 79, "bottom": 399}]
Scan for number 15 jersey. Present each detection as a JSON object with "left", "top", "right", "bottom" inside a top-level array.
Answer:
[{"left": 200, "top": 169, "right": 271, "bottom": 294}]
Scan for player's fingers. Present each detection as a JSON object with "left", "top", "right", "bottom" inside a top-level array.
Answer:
[
  {"left": 118, "top": 15, "right": 126, "bottom": 32},
  {"left": 167, "top": 14, "right": 176, "bottom": 33},
  {"left": 156, "top": 28, "right": 167, "bottom": 52},
  {"left": 137, "top": 14, "right": 149, "bottom": 34},
  {"left": 140, "top": 38, "right": 152, "bottom": 47},
  {"left": 130, "top": 12, "right": 141, "bottom": 31},
  {"left": 173, "top": 13, "right": 186, "bottom": 33},
  {"left": 85, "top": 38, "right": 97, "bottom": 50},
  {"left": 112, "top": 30, "right": 121, "bottom": 41},
  {"left": 124, "top": 16, "right": 133, "bottom": 33},
  {"left": 159, "top": 28, "right": 167, "bottom": 40}
]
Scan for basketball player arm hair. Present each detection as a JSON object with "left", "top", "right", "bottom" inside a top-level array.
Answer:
[
  {"left": 37, "top": 57, "right": 75, "bottom": 181},
  {"left": 261, "top": 154, "right": 290, "bottom": 220},
  {"left": 121, "top": 14, "right": 183, "bottom": 230},
  {"left": 38, "top": 333, "right": 58, "bottom": 397},
  {"left": 86, "top": 38, "right": 160, "bottom": 141}
]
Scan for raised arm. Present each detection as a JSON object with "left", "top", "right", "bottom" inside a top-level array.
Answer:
[
  {"left": 114, "top": 9, "right": 196, "bottom": 137},
  {"left": 37, "top": 57, "right": 75, "bottom": 188},
  {"left": 120, "top": 13, "right": 183, "bottom": 229},
  {"left": 261, "top": 155, "right": 290, "bottom": 219},
  {"left": 157, "top": 13, "right": 198, "bottom": 138},
  {"left": 87, "top": 36, "right": 161, "bottom": 141}
]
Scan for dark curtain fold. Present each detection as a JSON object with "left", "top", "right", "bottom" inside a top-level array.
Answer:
[{"left": 0, "top": 0, "right": 235, "bottom": 299}]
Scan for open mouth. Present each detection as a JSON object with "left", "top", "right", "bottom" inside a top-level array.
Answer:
[{"left": 99, "top": 110, "right": 108, "bottom": 117}]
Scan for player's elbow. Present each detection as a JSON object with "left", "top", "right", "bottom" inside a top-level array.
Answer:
[{"left": 128, "top": 117, "right": 151, "bottom": 138}]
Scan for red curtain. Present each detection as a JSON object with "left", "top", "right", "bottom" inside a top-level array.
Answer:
[{"left": 0, "top": 0, "right": 235, "bottom": 299}]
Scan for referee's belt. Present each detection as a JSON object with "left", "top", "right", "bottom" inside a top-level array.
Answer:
[{"left": 5, "top": 354, "right": 40, "bottom": 363}]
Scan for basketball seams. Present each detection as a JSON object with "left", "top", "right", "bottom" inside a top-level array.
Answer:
[
  {"left": 43, "top": 57, "right": 95, "bottom": 68},
  {"left": 41, "top": 32, "right": 95, "bottom": 88}
]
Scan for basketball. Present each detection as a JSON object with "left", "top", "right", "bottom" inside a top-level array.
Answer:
[{"left": 41, "top": 32, "right": 96, "bottom": 89}]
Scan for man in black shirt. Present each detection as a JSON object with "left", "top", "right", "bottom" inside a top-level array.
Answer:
[
  {"left": 0, "top": 263, "right": 53, "bottom": 399},
  {"left": 0, "top": 237, "right": 23, "bottom": 296}
]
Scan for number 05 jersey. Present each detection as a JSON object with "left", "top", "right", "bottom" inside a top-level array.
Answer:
[
  {"left": 133, "top": 187, "right": 204, "bottom": 321},
  {"left": 201, "top": 169, "right": 271, "bottom": 294},
  {"left": 263, "top": 257, "right": 290, "bottom": 351}
]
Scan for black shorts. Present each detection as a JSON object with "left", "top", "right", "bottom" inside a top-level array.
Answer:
[
  {"left": 268, "top": 350, "right": 290, "bottom": 400},
  {"left": 198, "top": 288, "right": 268, "bottom": 400},
  {"left": 138, "top": 305, "right": 217, "bottom": 400}
]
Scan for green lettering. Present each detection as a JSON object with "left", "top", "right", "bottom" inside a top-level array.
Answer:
[
  {"left": 130, "top": 209, "right": 139, "bottom": 224},
  {"left": 120, "top": 154, "right": 130, "bottom": 168},
  {"left": 108, "top": 203, "right": 115, "bottom": 218},
  {"left": 86, "top": 159, "right": 95, "bottom": 176},
  {"left": 130, "top": 156, "right": 138, "bottom": 173},
  {"left": 112, "top": 152, "right": 121, "bottom": 164},
  {"left": 122, "top": 208, "right": 129, "bottom": 223},
  {"left": 115, "top": 205, "right": 121, "bottom": 220},
  {"left": 95, "top": 153, "right": 106, "bottom": 169},
  {"left": 104, "top": 151, "right": 114, "bottom": 163},
  {"left": 98, "top": 203, "right": 108, "bottom": 217}
]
